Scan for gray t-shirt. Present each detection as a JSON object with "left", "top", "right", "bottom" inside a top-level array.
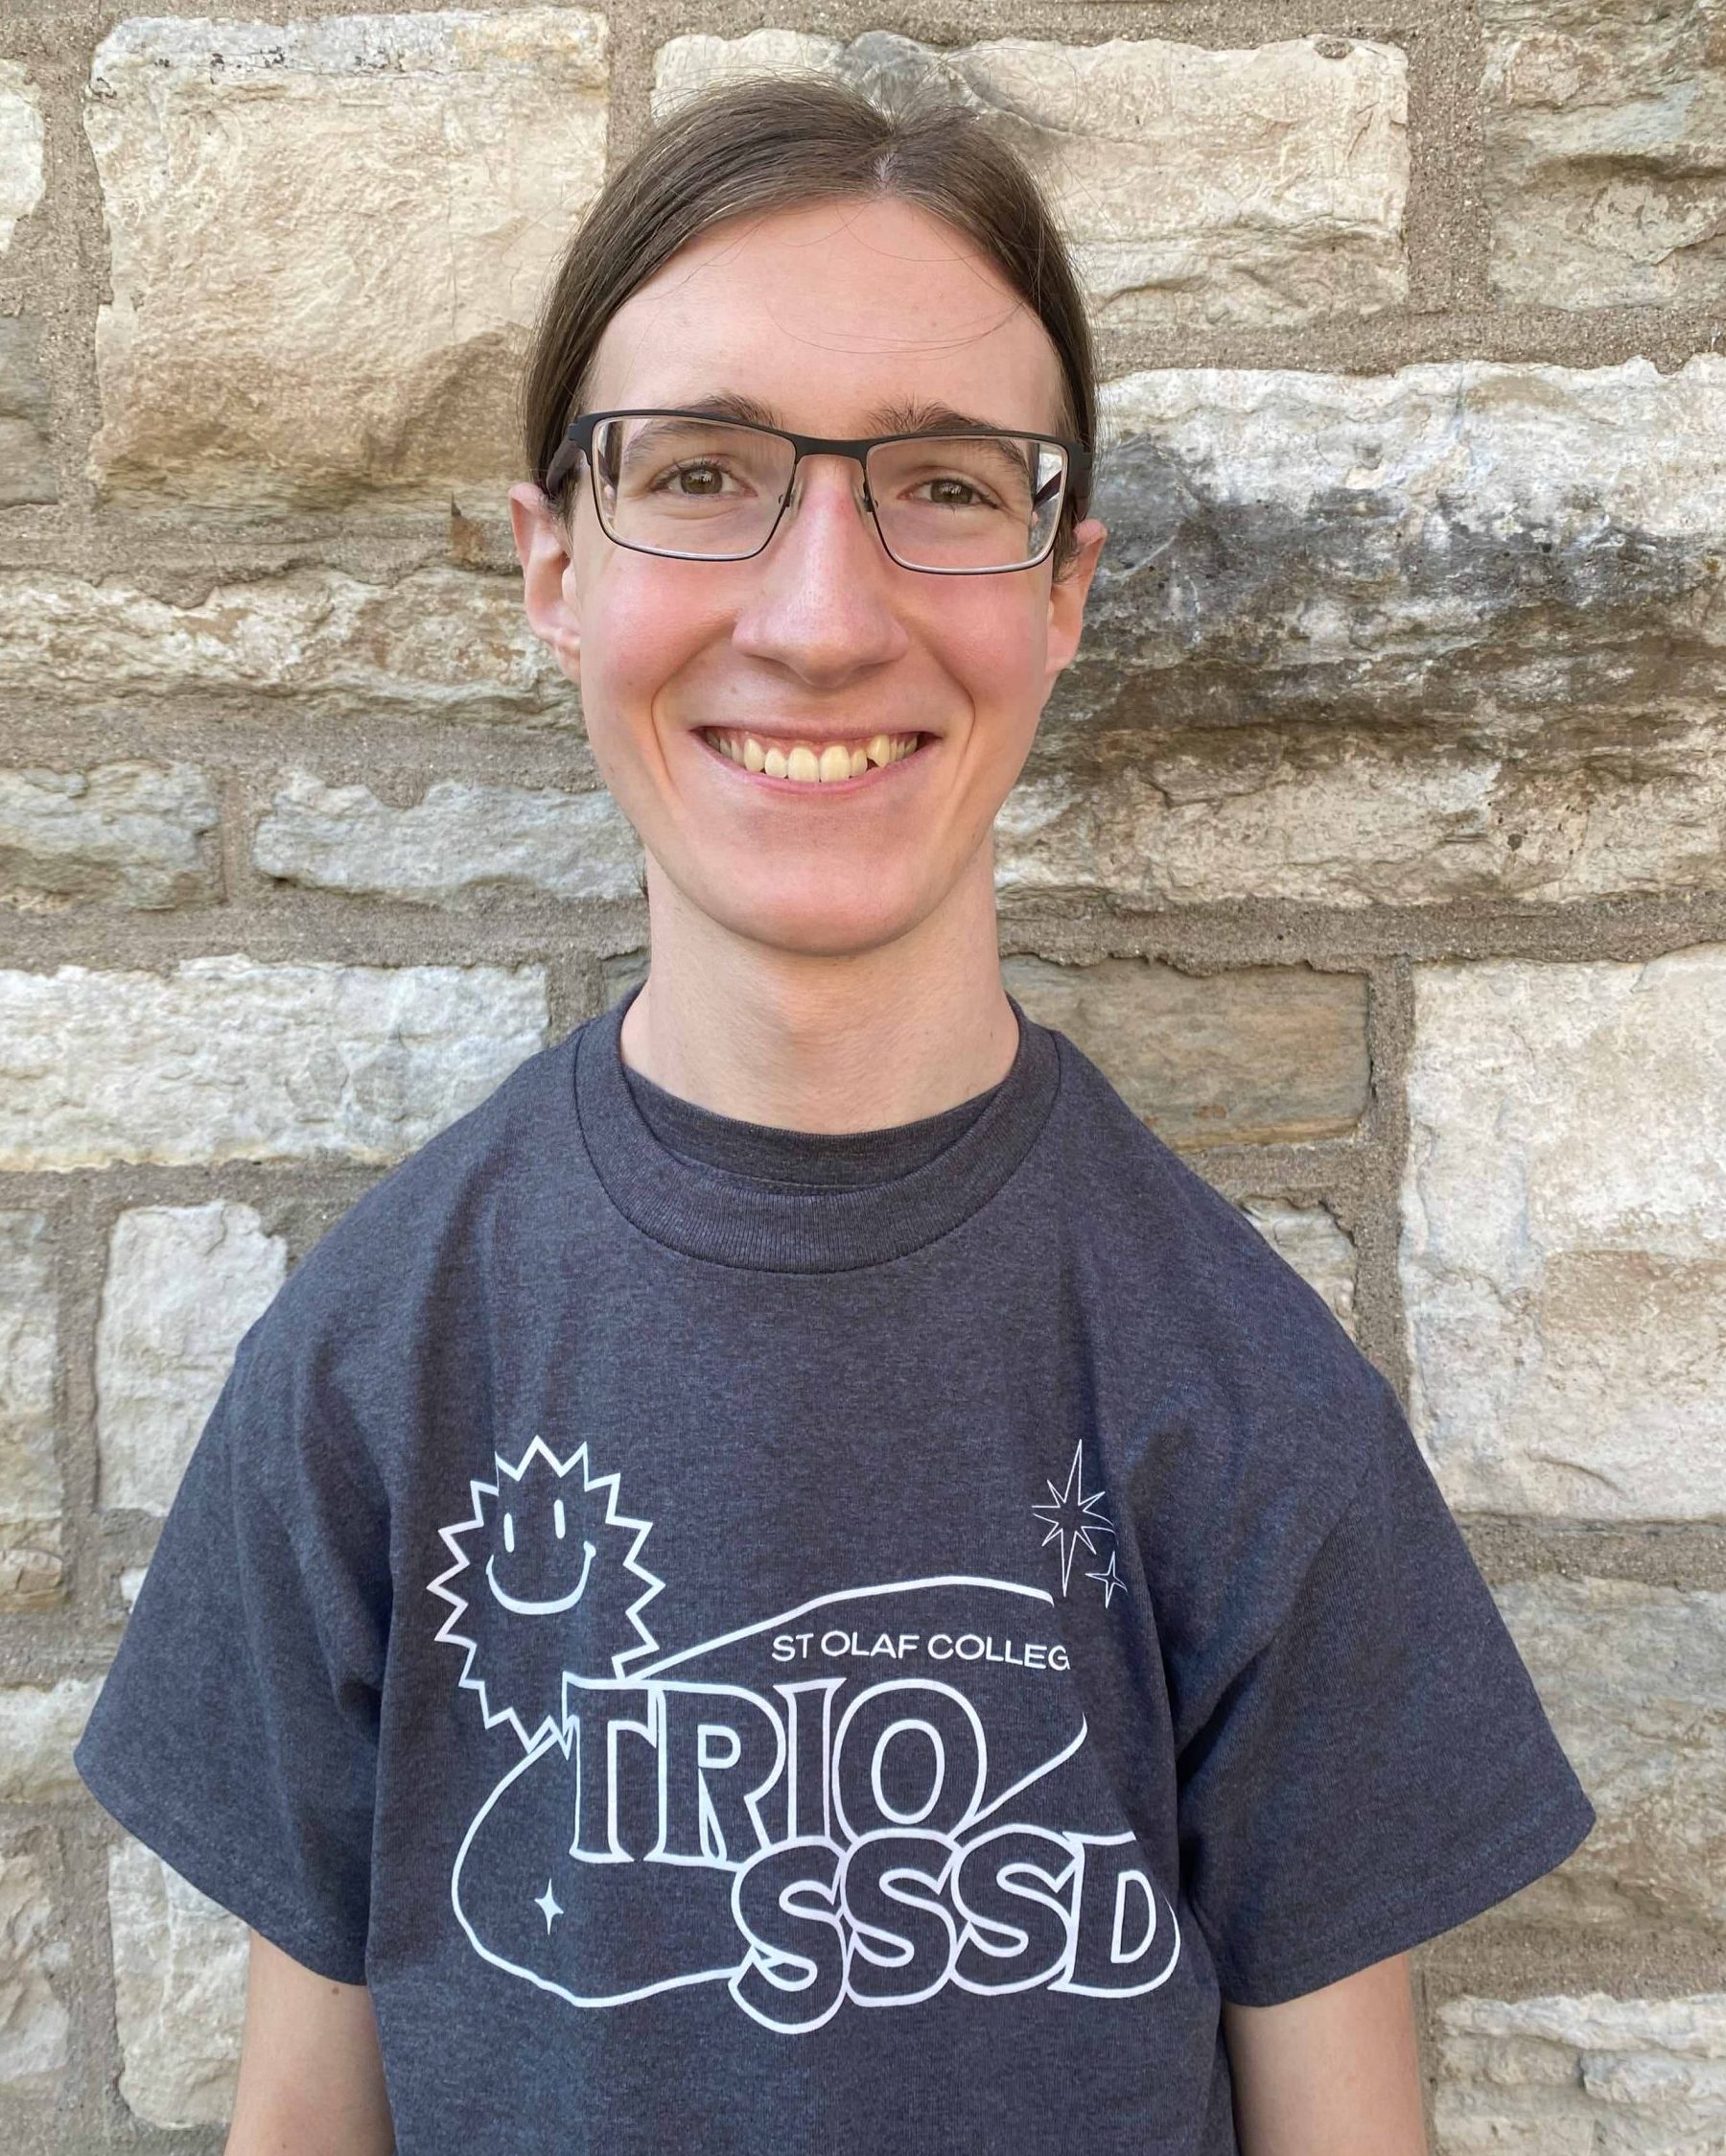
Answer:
[{"left": 75, "top": 983, "right": 1596, "bottom": 2155}]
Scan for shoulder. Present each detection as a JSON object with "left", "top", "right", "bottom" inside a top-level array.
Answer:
[
  {"left": 1038, "top": 1020, "right": 1397, "bottom": 1515},
  {"left": 225, "top": 1018, "right": 600, "bottom": 1431},
  {"left": 1043, "top": 1026, "right": 1374, "bottom": 1389}
]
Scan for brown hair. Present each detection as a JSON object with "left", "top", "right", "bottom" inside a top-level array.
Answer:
[{"left": 518, "top": 74, "right": 1097, "bottom": 575}]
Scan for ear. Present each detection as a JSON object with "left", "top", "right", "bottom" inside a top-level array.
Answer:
[
  {"left": 1042, "top": 514, "right": 1108, "bottom": 687},
  {"left": 509, "top": 480, "right": 583, "bottom": 685}
]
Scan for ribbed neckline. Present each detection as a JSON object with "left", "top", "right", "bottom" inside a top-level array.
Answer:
[
  {"left": 573, "top": 980, "right": 1061, "bottom": 1272},
  {"left": 622, "top": 1051, "right": 997, "bottom": 1185}
]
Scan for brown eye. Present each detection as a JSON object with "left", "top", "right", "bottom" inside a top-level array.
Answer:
[
  {"left": 924, "top": 476, "right": 990, "bottom": 508},
  {"left": 665, "top": 460, "right": 728, "bottom": 496}
]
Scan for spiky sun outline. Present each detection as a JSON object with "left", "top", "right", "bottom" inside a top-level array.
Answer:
[{"left": 429, "top": 1434, "right": 665, "bottom": 1753}]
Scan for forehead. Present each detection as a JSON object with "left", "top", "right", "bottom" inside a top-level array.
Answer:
[{"left": 583, "top": 196, "right": 1068, "bottom": 436}]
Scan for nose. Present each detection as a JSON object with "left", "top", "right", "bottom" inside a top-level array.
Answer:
[{"left": 729, "top": 453, "right": 911, "bottom": 686}]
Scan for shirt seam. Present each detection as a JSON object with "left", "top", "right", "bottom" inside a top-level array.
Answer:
[
  {"left": 1176, "top": 1419, "right": 1383, "bottom": 1757},
  {"left": 572, "top": 1025, "right": 1067, "bottom": 1277},
  {"left": 74, "top": 1747, "right": 367, "bottom": 1982},
  {"left": 1199, "top": 1760, "right": 1591, "bottom": 2004}
]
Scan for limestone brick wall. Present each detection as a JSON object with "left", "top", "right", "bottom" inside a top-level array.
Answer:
[{"left": 1, "top": 3, "right": 1722, "bottom": 2149}]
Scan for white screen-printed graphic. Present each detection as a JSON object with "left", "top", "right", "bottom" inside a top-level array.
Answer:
[
  {"left": 430, "top": 1434, "right": 664, "bottom": 1752},
  {"left": 430, "top": 1440, "right": 1181, "bottom": 2032}
]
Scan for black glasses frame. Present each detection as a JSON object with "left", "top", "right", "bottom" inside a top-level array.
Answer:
[{"left": 545, "top": 407, "right": 1094, "bottom": 575}]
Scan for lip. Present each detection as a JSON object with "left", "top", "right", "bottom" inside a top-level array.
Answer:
[{"left": 690, "top": 727, "right": 937, "bottom": 797}]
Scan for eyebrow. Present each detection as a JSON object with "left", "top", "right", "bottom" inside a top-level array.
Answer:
[{"left": 660, "top": 390, "right": 1029, "bottom": 436}]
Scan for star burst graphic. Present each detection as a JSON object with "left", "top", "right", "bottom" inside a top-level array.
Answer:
[
  {"left": 429, "top": 1434, "right": 663, "bottom": 1753},
  {"left": 1031, "top": 1441, "right": 1115, "bottom": 1596}
]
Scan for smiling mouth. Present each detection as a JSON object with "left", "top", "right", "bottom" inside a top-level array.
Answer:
[
  {"left": 486, "top": 1542, "right": 595, "bottom": 1616},
  {"left": 699, "top": 727, "right": 932, "bottom": 785}
]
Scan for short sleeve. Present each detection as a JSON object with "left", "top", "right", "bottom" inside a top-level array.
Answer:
[
  {"left": 74, "top": 1321, "right": 387, "bottom": 1984},
  {"left": 1176, "top": 1371, "right": 1597, "bottom": 2007}
]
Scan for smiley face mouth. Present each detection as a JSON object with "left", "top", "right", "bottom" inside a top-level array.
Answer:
[{"left": 485, "top": 1540, "right": 596, "bottom": 1616}]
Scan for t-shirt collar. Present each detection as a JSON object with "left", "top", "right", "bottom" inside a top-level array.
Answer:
[{"left": 572, "top": 979, "right": 1061, "bottom": 1272}]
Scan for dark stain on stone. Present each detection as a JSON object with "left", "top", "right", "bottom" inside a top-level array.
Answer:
[{"left": 1074, "top": 429, "right": 1723, "bottom": 737}]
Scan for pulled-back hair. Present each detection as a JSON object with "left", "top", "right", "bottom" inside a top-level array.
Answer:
[{"left": 518, "top": 75, "right": 1097, "bottom": 574}]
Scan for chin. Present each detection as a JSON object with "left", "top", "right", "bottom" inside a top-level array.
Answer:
[{"left": 695, "top": 875, "right": 932, "bottom": 962}]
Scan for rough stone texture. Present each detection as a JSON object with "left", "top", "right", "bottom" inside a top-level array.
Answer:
[
  {"left": 602, "top": 949, "right": 650, "bottom": 1007},
  {"left": 1482, "top": 0, "right": 1726, "bottom": 312},
  {"left": 0, "top": 317, "right": 56, "bottom": 507},
  {"left": 654, "top": 31, "right": 1409, "bottom": 330},
  {"left": 0, "top": 59, "right": 44, "bottom": 252},
  {"left": 1239, "top": 1199, "right": 1358, "bottom": 1336},
  {"left": 997, "top": 355, "right": 1726, "bottom": 909},
  {"left": 0, "top": 957, "right": 548, "bottom": 1169},
  {"left": 1433, "top": 1989, "right": 1726, "bottom": 2154},
  {"left": 0, "top": 567, "right": 571, "bottom": 726},
  {"left": 1001, "top": 952, "right": 1367, "bottom": 1149},
  {"left": 0, "top": 761, "right": 219, "bottom": 912},
  {"left": 0, "top": 1214, "right": 60, "bottom": 1613},
  {"left": 254, "top": 771, "right": 642, "bottom": 905},
  {"left": 107, "top": 1840, "right": 245, "bottom": 2130},
  {"left": 1493, "top": 1577, "right": 1725, "bottom": 1934},
  {"left": 0, "top": 1680, "right": 100, "bottom": 1803},
  {"left": 83, "top": 10, "right": 609, "bottom": 506},
  {"left": 0, "top": 1849, "right": 69, "bottom": 2099},
  {"left": 1402, "top": 949, "right": 1726, "bottom": 1523},
  {"left": 96, "top": 1206, "right": 287, "bottom": 1516}
]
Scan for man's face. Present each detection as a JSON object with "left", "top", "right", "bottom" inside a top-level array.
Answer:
[{"left": 511, "top": 196, "right": 1106, "bottom": 958}]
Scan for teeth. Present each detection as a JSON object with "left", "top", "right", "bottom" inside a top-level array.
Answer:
[{"left": 701, "top": 729, "right": 923, "bottom": 784}]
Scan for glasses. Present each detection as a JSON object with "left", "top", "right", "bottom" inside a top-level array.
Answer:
[{"left": 546, "top": 408, "right": 1091, "bottom": 575}]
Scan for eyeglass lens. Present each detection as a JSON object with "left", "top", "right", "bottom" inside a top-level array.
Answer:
[{"left": 588, "top": 414, "right": 1067, "bottom": 571}]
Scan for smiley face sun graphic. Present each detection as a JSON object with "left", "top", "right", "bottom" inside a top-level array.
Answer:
[{"left": 429, "top": 1437, "right": 665, "bottom": 1752}]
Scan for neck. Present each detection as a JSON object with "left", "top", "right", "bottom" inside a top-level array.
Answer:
[{"left": 617, "top": 848, "right": 1018, "bottom": 1134}]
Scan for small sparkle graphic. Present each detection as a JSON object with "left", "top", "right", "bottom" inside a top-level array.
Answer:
[
  {"left": 1086, "top": 1549, "right": 1124, "bottom": 1609},
  {"left": 534, "top": 1881, "right": 563, "bottom": 1933},
  {"left": 1031, "top": 1441, "right": 1114, "bottom": 1595}
]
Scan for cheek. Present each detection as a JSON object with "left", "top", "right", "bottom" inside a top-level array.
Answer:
[
  {"left": 927, "top": 593, "right": 1049, "bottom": 737},
  {"left": 575, "top": 554, "right": 724, "bottom": 731}
]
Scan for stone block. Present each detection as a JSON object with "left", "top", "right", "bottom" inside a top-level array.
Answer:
[
  {"left": 0, "top": 1850, "right": 68, "bottom": 2099},
  {"left": 96, "top": 1205, "right": 287, "bottom": 1515},
  {"left": 602, "top": 949, "right": 650, "bottom": 1006},
  {"left": 0, "top": 1213, "right": 59, "bottom": 1611},
  {"left": 0, "top": 1680, "right": 100, "bottom": 1803},
  {"left": 1482, "top": 0, "right": 1726, "bottom": 310},
  {"left": 0, "top": 762, "right": 219, "bottom": 911},
  {"left": 998, "top": 356, "right": 1726, "bottom": 908},
  {"left": 0, "top": 957, "right": 548, "bottom": 1169},
  {"left": 0, "top": 568, "right": 571, "bottom": 725},
  {"left": 1239, "top": 1200, "right": 1358, "bottom": 1335},
  {"left": 1402, "top": 949, "right": 1726, "bottom": 1520},
  {"left": 0, "top": 60, "right": 44, "bottom": 251},
  {"left": 1002, "top": 953, "right": 1368, "bottom": 1148},
  {"left": 84, "top": 10, "right": 608, "bottom": 505},
  {"left": 1434, "top": 1989, "right": 1726, "bottom": 2154},
  {"left": 254, "top": 771, "right": 642, "bottom": 904},
  {"left": 1494, "top": 1577, "right": 1725, "bottom": 1933},
  {"left": 108, "top": 1840, "right": 245, "bottom": 2130},
  {"left": 654, "top": 30, "right": 1409, "bottom": 329}
]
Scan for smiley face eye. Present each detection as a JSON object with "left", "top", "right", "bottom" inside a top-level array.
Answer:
[{"left": 503, "top": 1510, "right": 516, "bottom": 1554}]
